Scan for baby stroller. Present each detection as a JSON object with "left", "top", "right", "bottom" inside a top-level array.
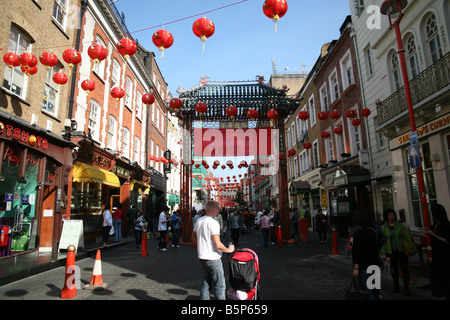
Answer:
[{"left": 227, "top": 248, "right": 261, "bottom": 300}]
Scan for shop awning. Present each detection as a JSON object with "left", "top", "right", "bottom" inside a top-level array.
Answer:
[
  {"left": 130, "top": 179, "right": 150, "bottom": 190},
  {"left": 73, "top": 162, "right": 120, "bottom": 187},
  {"left": 290, "top": 180, "right": 311, "bottom": 194}
]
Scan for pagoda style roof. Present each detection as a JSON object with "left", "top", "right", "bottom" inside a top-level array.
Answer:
[{"left": 173, "top": 81, "right": 302, "bottom": 122}]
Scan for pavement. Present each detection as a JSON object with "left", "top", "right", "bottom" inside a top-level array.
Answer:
[{"left": 0, "top": 228, "right": 445, "bottom": 305}]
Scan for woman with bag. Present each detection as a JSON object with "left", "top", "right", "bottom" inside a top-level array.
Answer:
[
  {"left": 134, "top": 210, "right": 146, "bottom": 248},
  {"left": 380, "top": 209, "right": 416, "bottom": 295}
]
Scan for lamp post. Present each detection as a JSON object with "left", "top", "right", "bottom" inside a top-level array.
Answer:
[{"left": 380, "top": 0, "right": 432, "bottom": 261}]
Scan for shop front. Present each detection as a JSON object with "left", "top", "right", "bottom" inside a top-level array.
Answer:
[{"left": 0, "top": 116, "right": 74, "bottom": 256}]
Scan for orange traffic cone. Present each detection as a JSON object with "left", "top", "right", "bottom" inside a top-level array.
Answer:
[
  {"left": 61, "top": 245, "right": 77, "bottom": 299},
  {"left": 141, "top": 231, "right": 148, "bottom": 257},
  {"left": 84, "top": 249, "right": 108, "bottom": 290}
]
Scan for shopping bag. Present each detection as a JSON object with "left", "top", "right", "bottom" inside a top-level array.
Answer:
[{"left": 346, "top": 277, "right": 370, "bottom": 300}]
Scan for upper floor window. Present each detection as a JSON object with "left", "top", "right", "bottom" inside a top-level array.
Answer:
[
  {"left": 329, "top": 71, "right": 340, "bottom": 101},
  {"left": 88, "top": 99, "right": 101, "bottom": 141},
  {"left": 93, "top": 35, "right": 106, "bottom": 78},
  {"left": 3, "top": 27, "right": 31, "bottom": 98},
  {"left": 364, "top": 46, "right": 374, "bottom": 78},
  {"left": 320, "top": 85, "right": 328, "bottom": 111},
  {"left": 107, "top": 115, "right": 117, "bottom": 149},
  {"left": 122, "top": 127, "right": 130, "bottom": 158},
  {"left": 390, "top": 51, "right": 402, "bottom": 91},
  {"left": 42, "top": 65, "right": 63, "bottom": 116},
  {"left": 425, "top": 14, "right": 443, "bottom": 64},
  {"left": 136, "top": 90, "right": 143, "bottom": 119},
  {"left": 406, "top": 34, "right": 421, "bottom": 78},
  {"left": 340, "top": 51, "right": 354, "bottom": 89},
  {"left": 111, "top": 58, "right": 121, "bottom": 89},
  {"left": 125, "top": 76, "right": 133, "bottom": 107},
  {"left": 309, "top": 94, "right": 316, "bottom": 127},
  {"left": 53, "top": 0, "right": 68, "bottom": 29},
  {"left": 134, "top": 136, "right": 141, "bottom": 164}
]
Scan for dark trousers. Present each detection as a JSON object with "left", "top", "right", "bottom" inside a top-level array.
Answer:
[
  {"left": 262, "top": 228, "right": 269, "bottom": 247},
  {"left": 102, "top": 226, "right": 111, "bottom": 243},
  {"left": 231, "top": 228, "right": 240, "bottom": 245},
  {"left": 135, "top": 230, "right": 142, "bottom": 246},
  {"left": 158, "top": 230, "right": 167, "bottom": 249},
  {"left": 388, "top": 251, "right": 410, "bottom": 291},
  {"left": 172, "top": 228, "right": 181, "bottom": 246}
]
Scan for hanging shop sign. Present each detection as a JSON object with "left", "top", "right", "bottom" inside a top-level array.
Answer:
[{"left": 0, "top": 122, "right": 48, "bottom": 150}]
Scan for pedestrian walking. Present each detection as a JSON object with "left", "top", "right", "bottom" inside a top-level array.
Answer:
[
  {"left": 352, "top": 208, "right": 380, "bottom": 300},
  {"left": 134, "top": 210, "right": 146, "bottom": 248},
  {"left": 158, "top": 206, "right": 171, "bottom": 251},
  {"left": 315, "top": 208, "right": 327, "bottom": 243},
  {"left": 269, "top": 208, "right": 279, "bottom": 245},
  {"left": 229, "top": 209, "right": 242, "bottom": 245},
  {"left": 113, "top": 203, "right": 123, "bottom": 242},
  {"left": 102, "top": 203, "right": 112, "bottom": 247},
  {"left": 291, "top": 208, "right": 300, "bottom": 241},
  {"left": 125, "top": 205, "right": 137, "bottom": 238},
  {"left": 171, "top": 210, "right": 182, "bottom": 247},
  {"left": 380, "top": 208, "right": 416, "bottom": 295},
  {"left": 191, "top": 200, "right": 234, "bottom": 300},
  {"left": 419, "top": 204, "right": 450, "bottom": 300},
  {"left": 260, "top": 211, "right": 270, "bottom": 248}
]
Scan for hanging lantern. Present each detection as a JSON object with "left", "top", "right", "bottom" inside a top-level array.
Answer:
[
  {"left": 195, "top": 163, "right": 200, "bottom": 168},
  {"left": 303, "top": 142, "right": 312, "bottom": 150},
  {"left": 226, "top": 106, "right": 238, "bottom": 119},
  {"left": 318, "top": 111, "right": 328, "bottom": 121},
  {"left": 116, "top": 38, "right": 137, "bottom": 61},
  {"left": 361, "top": 108, "right": 371, "bottom": 117},
  {"left": 3, "top": 53, "right": 20, "bottom": 69},
  {"left": 53, "top": 72, "right": 68, "bottom": 86},
  {"left": 346, "top": 109, "right": 357, "bottom": 119},
  {"left": 62, "top": 48, "right": 81, "bottom": 68},
  {"left": 267, "top": 109, "right": 279, "bottom": 127},
  {"left": 87, "top": 43, "right": 107, "bottom": 63},
  {"left": 81, "top": 79, "right": 96, "bottom": 93},
  {"left": 288, "top": 149, "right": 296, "bottom": 157},
  {"left": 334, "top": 127, "right": 343, "bottom": 135},
  {"left": 142, "top": 93, "right": 155, "bottom": 106},
  {"left": 152, "top": 29, "right": 174, "bottom": 57},
  {"left": 263, "top": 0, "right": 288, "bottom": 32},
  {"left": 192, "top": 17, "right": 215, "bottom": 52},
  {"left": 39, "top": 52, "right": 59, "bottom": 69},
  {"left": 330, "top": 110, "right": 341, "bottom": 121},
  {"left": 21, "top": 65, "right": 37, "bottom": 76},
  {"left": 246, "top": 109, "right": 258, "bottom": 120},
  {"left": 298, "top": 110, "right": 310, "bottom": 122},
  {"left": 170, "top": 98, "right": 183, "bottom": 113},
  {"left": 352, "top": 118, "right": 362, "bottom": 127},
  {"left": 321, "top": 131, "right": 330, "bottom": 139},
  {"left": 110, "top": 87, "right": 125, "bottom": 100},
  {"left": 221, "top": 165, "right": 226, "bottom": 170},
  {"left": 195, "top": 102, "right": 208, "bottom": 116},
  {"left": 19, "top": 53, "right": 38, "bottom": 71}
]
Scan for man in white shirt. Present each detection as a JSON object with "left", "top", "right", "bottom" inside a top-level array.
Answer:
[
  {"left": 192, "top": 200, "right": 234, "bottom": 300},
  {"left": 158, "top": 206, "right": 171, "bottom": 251}
]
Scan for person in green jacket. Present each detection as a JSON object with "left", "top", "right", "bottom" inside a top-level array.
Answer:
[{"left": 381, "top": 208, "right": 416, "bottom": 296}]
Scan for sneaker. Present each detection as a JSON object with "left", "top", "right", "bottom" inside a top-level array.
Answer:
[
  {"left": 176, "top": 245, "right": 180, "bottom": 248},
  {"left": 161, "top": 248, "right": 167, "bottom": 251}
]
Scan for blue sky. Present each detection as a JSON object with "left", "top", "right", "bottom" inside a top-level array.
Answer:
[{"left": 115, "top": 0, "right": 352, "bottom": 96}]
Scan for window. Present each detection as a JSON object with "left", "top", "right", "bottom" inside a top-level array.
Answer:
[
  {"left": 320, "top": 84, "right": 328, "bottom": 111},
  {"left": 3, "top": 27, "right": 31, "bottom": 97},
  {"left": 325, "top": 136, "right": 334, "bottom": 163},
  {"left": 355, "top": 0, "right": 364, "bottom": 15},
  {"left": 329, "top": 71, "right": 340, "bottom": 101},
  {"left": 42, "top": 66, "right": 62, "bottom": 116},
  {"left": 93, "top": 35, "right": 106, "bottom": 78},
  {"left": 88, "top": 99, "right": 101, "bottom": 141},
  {"left": 111, "top": 58, "right": 121, "bottom": 89},
  {"left": 309, "top": 94, "right": 316, "bottom": 127},
  {"left": 134, "top": 136, "right": 141, "bottom": 164},
  {"left": 287, "top": 128, "right": 291, "bottom": 148},
  {"left": 291, "top": 122, "right": 296, "bottom": 147},
  {"left": 347, "top": 111, "right": 362, "bottom": 155},
  {"left": 406, "top": 34, "right": 420, "bottom": 78},
  {"left": 390, "top": 51, "right": 402, "bottom": 91},
  {"left": 364, "top": 46, "right": 374, "bottom": 78},
  {"left": 107, "top": 115, "right": 117, "bottom": 149},
  {"left": 53, "top": 0, "right": 68, "bottom": 28},
  {"left": 312, "top": 140, "right": 319, "bottom": 168},
  {"left": 136, "top": 90, "right": 143, "bottom": 119},
  {"left": 334, "top": 123, "right": 346, "bottom": 161},
  {"left": 425, "top": 14, "right": 443, "bottom": 64},
  {"left": 293, "top": 156, "right": 298, "bottom": 178},
  {"left": 125, "top": 76, "right": 133, "bottom": 107},
  {"left": 122, "top": 127, "right": 130, "bottom": 158},
  {"left": 340, "top": 51, "right": 354, "bottom": 89}
]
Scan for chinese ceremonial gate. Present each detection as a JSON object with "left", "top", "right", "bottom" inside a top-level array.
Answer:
[{"left": 171, "top": 78, "right": 301, "bottom": 243}]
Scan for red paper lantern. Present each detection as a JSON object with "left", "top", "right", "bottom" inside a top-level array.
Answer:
[
  {"left": 116, "top": 38, "right": 137, "bottom": 60},
  {"left": 152, "top": 29, "right": 174, "bottom": 57},
  {"left": 288, "top": 149, "right": 296, "bottom": 157},
  {"left": 21, "top": 65, "right": 37, "bottom": 76},
  {"left": 142, "top": 93, "right": 155, "bottom": 106},
  {"left": 321, "top": 131, "right": 330, "bottom": 139},
  {"left": 334, "top": 127, "right": 343, "bottom": 135},
  {"left": 192, "top": 17, "right": 215, "bottom": 51},
  {"left": 3, "top": 53, "right": 20, "bottom": 68},
  {"left": 346, "top": 109, "right": 357, "bottom": 119},
  {"left": 87, "top": 43, "right": 107, "bottom": 63},
  {"left": 263, "top": 0, "right": 288, "bottom": 31},
  {"left": 39, "top": 52, "right": 59, "bottom": 69},
  {"left": 361, "top": 108, "right": 371, "bottom": 117},
  {"left": 53, "top": 72, "right": 68, "bottom": 86},
  {"left": 195, "top": 102, "right": 208, "bottom": 116},
  {"left": 303, "top": 142, "right": 312, "bottom": 150},
  {"left": 267, "top": 109, "right": 279, "bottom": 126},
  {"left": 195, "top": 163, "right": 200, "bottom": 168},
  {"left": 318, "top": 111, "right": 328, "bottom": 121},
  {"left": 330, "top": 110, "right": 341, "bottom": 121},
  {"left": 298, "top": 110, "right": 310, "bottom": 121},
  {"left": 19, "top": 53, "right": 38, "bottom": 69},
  {"left": 226, "top": 106, "right": 238, "bottom": 119},
  {"left": 246, "top": 109, "right": 258, "bottom": 120},
  {"left": 81, "top": 79, "right": 96, "bottom": 93},
  {"left": 352, "top": 118, "right": 362, "bottom": 127},
  {"left": 149, "top": 155, "right": 155, "bottom": 161},
  {"left": 111, "top": 87, "right": 125, "bottom": 100},
  {"left": 221, "top": 165, "right": 226, "bottom": 170},
  {"left": 62, "top": 49, "right": 81, "bottom": 68},
  {"left": 170, "top": 98, "right": 183, "bottom": 112}
]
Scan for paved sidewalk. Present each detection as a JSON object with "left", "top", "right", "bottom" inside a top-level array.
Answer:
[{"left": 0, "top": 229, "right": 442, "bottom": 301}]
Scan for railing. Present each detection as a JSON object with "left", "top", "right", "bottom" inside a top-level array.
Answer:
[{"left": 377, "top": 52, "right": 450, "bottom": 125}]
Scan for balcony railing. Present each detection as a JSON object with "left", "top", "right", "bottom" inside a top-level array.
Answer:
[{"left": 377, "top": 52, "right": 450, "bottom": 126}]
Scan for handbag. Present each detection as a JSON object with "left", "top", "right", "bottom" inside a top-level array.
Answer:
[
  {"left": 346, "top": 277, "right": 370, "bottom": 300},
  {"left": 400, "top": 225, "right": 416, "bottom": 256}
]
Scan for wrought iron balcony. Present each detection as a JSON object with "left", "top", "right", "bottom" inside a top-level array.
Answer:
[{"left": 377, "top": 52, "right": 450, "bottom": 126}]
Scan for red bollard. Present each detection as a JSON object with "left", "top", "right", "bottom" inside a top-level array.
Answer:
[
  {"left": 299, "top": 218, "right": 309, "bottom": 243},
  {"left": 61, "top": 245, "right": 77, "bottom": 299},
  {"left": 141, "top": 231, "right": 148, "bottom": 257},
  {"left": 277, "top": 225, "right": 284, "bottom": 248},
  {"left": 332, "top": 227, "right": 339, "bottom": 255}
]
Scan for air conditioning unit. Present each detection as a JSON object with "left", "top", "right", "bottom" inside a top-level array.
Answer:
[
  {"left": 31, "top": 114, "right": 38, "bottom": 126},
  {"left": 359, "top": 149, "right": 370, "bottom": 169},
  {"left": 46, "top": 120, "right": 53, "bottom": 132}
]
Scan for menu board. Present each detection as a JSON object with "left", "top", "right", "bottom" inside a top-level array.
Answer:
[{"left": 58, "top": 220, "right": 84, "bottom": 252}]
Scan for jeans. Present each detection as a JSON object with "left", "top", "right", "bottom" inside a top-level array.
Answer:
[
  {"left": 158, "top": 230, "right": 167, "bottom": 249},
  {"left": 199, "top": 259, "right": 226, "bottom": 300},
  {"left": 357, "top": 270, "right": 376, "bottom": 300},
  {"left": 135, "top": 230, "right": 142, "bottom": 246},
  {"left": 113, "top": 220, "right": 122, "bottom": 242},
  {"left": 262, "top": 228, "right": 269, "bottom": 247}
]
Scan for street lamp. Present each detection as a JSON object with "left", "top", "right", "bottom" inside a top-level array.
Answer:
[{"left": 380, "top": 0, "right": 432, "bottom": 261}]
